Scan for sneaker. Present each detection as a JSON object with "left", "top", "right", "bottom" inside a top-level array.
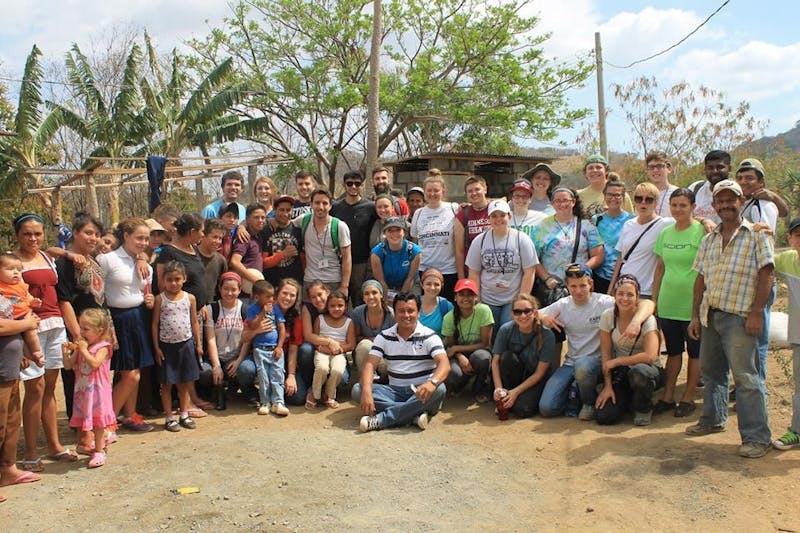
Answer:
[
  {"left": 122, "top": 413, "right": 154, "bottom": 432},
  {"left": 633, "top": 411, "right": 652, "bottom": 426},
  {"left": 271, "top": 403, "right": 290, "bottom": 416},
  {"left": 179, "top": 416, "right": 196, "bottom": 429},
  {"left": 578, "top": 404, "right": 595, "bottom": 421},
  {"left": 164, "top": 419, "right": 181, "bottom": 432},
  {"left": 739, "top": 442, "right": 770, "bottom": 458},
  {"left": 359, "top": 415, "right": 381, "bottom": 433},
  {"left": 685, "top": 423, "right": 725, "bottom": 436},
  {"left": 413, "top": 412, "right": 429, "bottom": 430},
  {"left": 88, "top": 451, "right": 106, "bottom": 469},
  {"left": 257, "top": 405, "right": 271, "bottom": 415},
  {"left": 772, "top": 430, "right": 800, "bottom": 450},
  {"left": 246, "top": 395, "right": 260, "bottom": 408}
]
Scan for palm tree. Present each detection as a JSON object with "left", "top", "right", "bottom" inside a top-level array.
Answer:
[{"left": 0, "top": 45, "right": 63, "bottom": 214}]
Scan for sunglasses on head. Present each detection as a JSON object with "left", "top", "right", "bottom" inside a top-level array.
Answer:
[
  {"left": 512, "top": 308, "right": 534, "bottom": 316},
  {"left": 614, "top": 274, "right": 640, "bottom": 291},
  {"left": 564, "top": 263, "right": 589, "bottom": 278},
  {"left": 634, "top": 195, "right": 655, "bottom": 204}
]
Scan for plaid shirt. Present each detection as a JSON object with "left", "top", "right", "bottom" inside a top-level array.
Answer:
[{"left": 693, "top": 219, "right": 774, "bottom": 326}]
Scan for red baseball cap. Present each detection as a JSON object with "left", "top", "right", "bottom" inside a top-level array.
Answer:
[{"left": 454, "top": 278, "right": 479, "bottom": 295}]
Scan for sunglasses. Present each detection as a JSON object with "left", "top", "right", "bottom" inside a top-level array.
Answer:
[
  {"left": 345, "top": 181, "right": 362, "bottom": 187},
  {"left": 614, "top": 273, "right": 641, "bottom": 291},
  {"left": 512, "top": 308, "right": 534, "bottom": 316},
  {"left": 634, "top": 195, "right": 655, "bottom": 204},
  {"left": 564, "top": 263, "right": 589, "bottom": 278}
]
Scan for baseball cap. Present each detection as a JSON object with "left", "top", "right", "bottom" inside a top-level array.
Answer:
[
  {"left": 736, "top": 158, "right": 765, "bottom": 178},
  {"left": 788, "top": 217, "right": 800, "bottom": 234},
  {"left": 564, "top": 263, "right": 592, "bottom": 278},
  {"left": 406, "top": 186, "right": 425, "bottom": 198},
  {"left": 525, "top": 163, "right": 562, "bottom": 187},
  {"left": 454, "top": 278, "right": 479, "bottom": 295},
  {"left": 274, "top": 194, "right": 296, "bottom": 207},
  {"left": 144, "top": 218, "right": 165, "bottom": 233},
  {"left": 584, "top": 154, "right": 608, "bottom": 168},
  {"left": 711, "top": 179, "right": 743, "bottom": 198},
  {"left": 488, "top": 199, "right": 511, "bottom": 216},
  {"left": 510, "top": 179, "right": 533, "bottom": 196},
  {"left": 382, "top": 216, "right": 406, "bottom": 232}
]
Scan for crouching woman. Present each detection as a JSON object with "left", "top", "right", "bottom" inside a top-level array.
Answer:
[
  {"left": 595, "top": 274, "right": 664, "bottom": 426},
  {"left": 490, "top": 294, "right": 555, "bottom": 418}
]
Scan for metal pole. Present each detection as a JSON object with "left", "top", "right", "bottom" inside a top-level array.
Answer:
[
  {"left": 365, "top": 0, "right": 382, "bottom": 177},
  {"left": 595, "top": 32, "right": 607, "bottom": 159}
]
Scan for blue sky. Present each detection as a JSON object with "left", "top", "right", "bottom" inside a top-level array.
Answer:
[{"left": 1, "top": 1, "right": 797, "bottom": 156}]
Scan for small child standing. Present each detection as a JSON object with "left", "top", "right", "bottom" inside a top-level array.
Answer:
[
  {"left": 0, "top": 253, "right": 45, "bottom": 365},
  {"left": 246, "top": 280, "right": 288, "bottom": 416},
  {"left": 151, "top": 261, "right": 202, "bottom": 432},
  {"left": 310, "top": 291, "right": 355, "bottom": 409},
  {"left": 773, "top": 217, "right": 800, "bottom": 450},
  {"left": 63, "top": 309, "right": 117, "bottom": 468}
]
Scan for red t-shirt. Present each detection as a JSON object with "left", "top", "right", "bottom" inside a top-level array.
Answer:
[{"left": 455, "top": 204, "right": 491, "bottom": 249}]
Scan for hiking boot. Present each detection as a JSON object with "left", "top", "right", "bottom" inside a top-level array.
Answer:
[
  {"left": 633, "top": 410, "right": 652, "bottom": 426},
  {"left": 772, "top": 430, "right": 800, "bottom": 451},
  {"left": 121, "top": 413, "right": 154, "bottom": 432},
  {"left": 578, "top": 404, "right": 595, "bottom": 421},
  {"left": 739, "top": 442, "right": 770, "bottom": 458},
  {"left": 359, "top": 415, "right": 381, "bottom": 433},
  {"left": 271, "top": 403, "right": 290, "bottom": 416},
  {"left": 413, "top": 412, "right": 428, "bottom": 430},
  {"left": 685, "top": 423, "right": 725, "bottom": 436},
  {"left": 179, "top": 416, "right": 196, "bottom": 429}
]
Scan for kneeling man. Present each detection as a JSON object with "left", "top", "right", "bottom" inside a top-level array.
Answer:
[{"left": 352, "top": 292, "right": 450, "bottom": 432}]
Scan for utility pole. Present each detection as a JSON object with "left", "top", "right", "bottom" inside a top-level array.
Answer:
[
  {"left": 365, "top": 0, "right": 382, "bottom": 178},
  {"left": 595, "top": 32, "right": 607, "bottom": 159}
]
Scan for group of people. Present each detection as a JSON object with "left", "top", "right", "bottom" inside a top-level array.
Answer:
[{"left": 0, "top": 149, "right": 798, "bottom": 503}]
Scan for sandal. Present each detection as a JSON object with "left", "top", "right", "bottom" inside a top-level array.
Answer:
[
  {"left": 187, "top": 408, "right": 208, "bottom": 418},
  {"left": 325, "top": 398, "right": 340, "bottom": 409},
  {"left": 674, "top": 401, "right": 697, "bottom": 418},
  {"left": 193, "top": 400, "right": 214, "bottom": 410},
  {"left": 652, "top": 400, "right": 676, "bottom": 415},
  {"left": 305, "top": 392, "right": 318, "bottom": 410},
  {"left": 46, "top": 449, "right": 79, "bottom": 463},
  {"left": 19, "top": 458, "right": 44, "bottom": 472}
]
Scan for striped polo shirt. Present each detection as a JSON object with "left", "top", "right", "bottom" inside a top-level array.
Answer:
[{"left": 369, "top": 322, "right": 446, "bottom": 387}]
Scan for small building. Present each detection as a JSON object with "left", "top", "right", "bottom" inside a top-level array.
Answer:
[{"left": 386, "top": 151, "right": 555, "bottom": 202}]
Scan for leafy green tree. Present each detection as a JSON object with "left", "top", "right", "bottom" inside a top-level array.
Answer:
[{"left": 188, "top": 0, "right": 592, "bottom": 190}]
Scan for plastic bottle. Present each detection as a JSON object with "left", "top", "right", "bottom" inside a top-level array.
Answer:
[
  {"left": 496, "top": 389, "right": 510, "bottom": 421},
  {"left": 565, "top": 380, "right": 580, "bottom": 417}
]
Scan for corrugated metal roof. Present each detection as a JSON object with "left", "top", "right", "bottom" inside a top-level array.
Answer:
[{"left": 386, "top": 151, "right": 554, "bottom": 165}]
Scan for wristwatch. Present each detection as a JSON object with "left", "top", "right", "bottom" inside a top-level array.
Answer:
[{"left": 429, "top": 377, "right": 440, "bottom": 386}]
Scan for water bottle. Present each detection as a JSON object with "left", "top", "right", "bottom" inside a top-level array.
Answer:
[
  {"left": 565, "top": 381, "right": 580, "bottom": 417},
  {"left": 496, "top": 389, "right": 510, "bottom": 421}
]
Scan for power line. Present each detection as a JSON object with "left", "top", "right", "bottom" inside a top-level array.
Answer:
[{"left": 604, "top": 0, "right": 730, "bottom": 69}]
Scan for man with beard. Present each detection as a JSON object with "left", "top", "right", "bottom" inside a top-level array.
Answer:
[
  {"left": 291, "top": 170, "right": 318, "bottom": 219},
  {"left": 686, "top": 180, "right": 774, "bottom": 459},
  {"left": 331, "top": 171, "right": 377, "bottom": 306},
  {"left": 689, "top": 150, "right": 732, "bottom": 225},
  {"left": 261, "top": 195, "right": 303, "bottom": 286},
  {"left": 371, "top": 166, "right": 409, "bottom": 217}
]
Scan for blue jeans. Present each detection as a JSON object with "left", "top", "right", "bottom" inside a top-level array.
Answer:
[
  {"left": 287, "top": 342, "right": 350, "bottom": 405},
  {"left": 699, "top": 310, "right": 770, "bottom": 444},
  {"left": 351, "top": 382, "right": 446, "bottom": 429},
  {"left": 488, "top": 303, "right": 512, "bottom": 338},
  {"left": 237, "top": 357, "right": 257, "bottom": 395},
  {"left": 756, "top": 283, "right": 776, "bottom": 380},
  {"left": 539, "top": 356, "right": 602, "bottom": 417},
  {"left": 254, "top": 346, "right": 285, "bottom": 406}
]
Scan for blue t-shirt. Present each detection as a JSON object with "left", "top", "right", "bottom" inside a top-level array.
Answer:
[
  {"left": 201, "top": 199, "right": 246, "bottom": 221},
  {"left": 247, "top": 303, "right": 285, "bottom": 347},
  {"left": 592, "top": 211, "right": 634, "bottom": 281},
  {"left": 418, "top": 297, "right": 453, "bottom": 336},
  {"left": 370, "top": 239, "right": 422, "bottom": 289}
]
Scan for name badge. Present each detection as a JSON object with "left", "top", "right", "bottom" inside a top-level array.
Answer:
[
  {"left": 318, "top": 258, "right": 330, "bottom": 268},
  {"left": 496, "top": 280, "right": 510, "bottom": 289}
]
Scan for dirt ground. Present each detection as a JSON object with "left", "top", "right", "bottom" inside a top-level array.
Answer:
[{"left": 4, "top": 342, "right": 800, "bottom": 533}]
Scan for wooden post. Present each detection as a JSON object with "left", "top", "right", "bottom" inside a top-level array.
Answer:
[
  {"left": 109, "top": 178, "right": 120, "bottom": 226},
  {"left": 86, "top": 172, "right": 99, "bottom": 218},
  {"left": 247, "top": 164, "right": 257, "bottom": 205},
  {"left": 52, "top": 186, "right": 63, "bottom": 225}
]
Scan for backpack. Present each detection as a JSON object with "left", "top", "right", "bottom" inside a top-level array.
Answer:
[
  {"left": 300, "top": 213, "right": 341, "bottom": 261},
  {"left": 375, "top": 239, "right": 415, "bottom": 264},
  {"left": 210, "top": 300, "right": 247, "bottom": 324},
  {"left": 690, "top": 180, "right": 705, "bottom": 194}
]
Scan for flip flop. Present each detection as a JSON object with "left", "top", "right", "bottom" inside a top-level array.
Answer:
[
  {"left": 305, "top": 392, "right": 318, "bottom": 410},
  {"left": 1, "top": 471, "right": 41, "bottom": 486},
  {"left": 19, "top": 458, "right": 44, "bottom": 472},
  {"left": 193, "top": 400, "right": 214, "bottom": 410},
  {"left": 46, "top": 449, "right": 79, "bottom": 463},
  {"left": 324, "top": 398, "right": 340, "bottom": 409},
  {"left": 187, "top": 408, "right": 208, "bottom": 418},
  {"left": 0, "top": 494, "right": 6, "bottom": 503}
]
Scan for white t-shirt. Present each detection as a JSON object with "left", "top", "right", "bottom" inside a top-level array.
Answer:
[
  {"left": 508, "top": 208, "right": 547, "bottom": 241},
  {"left": 742, "top": 198, "right": 778, "bottom": 230},
  {"left": 410, "top": 204, "right": 457, "bottom": 275},
  {"left": 615, "top": 216, "right": 673, "bottom": 296},
  {"left": 690, "top": 181, "right": 720, "bottom": 224},
  {"left": 97, "top": 247, "right": 152, "bottom": 309},
  {"left": 541, "top": 293, "right": 614, "bottom": 366},
  {"left": 465, "top": 228, "right": 539, "bottom": 306},
  {"left": 655, "top": 184, "right": 678, "bottom": 217},
  {"left": 295, "top": 216, "right": 352, "bottom": 283}
]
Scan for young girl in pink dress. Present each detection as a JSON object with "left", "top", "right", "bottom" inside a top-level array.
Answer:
[{"left": 63, "top": 309, "right": 116, "bottom": 469}]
